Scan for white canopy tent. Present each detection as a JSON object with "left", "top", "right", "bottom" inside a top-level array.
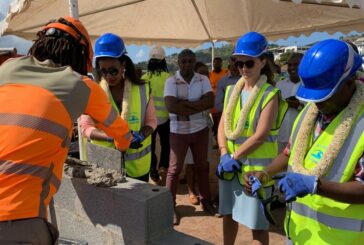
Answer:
[{"left": 1, "top": 0, "right": 364, "bottom": 48}]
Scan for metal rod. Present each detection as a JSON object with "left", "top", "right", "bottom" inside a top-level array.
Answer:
[
  {"left": 279, "top": 0, "right": 360, "bottom": 9},
  {"left": 69, "top": 0, "right": 79, "bottom": 19}
]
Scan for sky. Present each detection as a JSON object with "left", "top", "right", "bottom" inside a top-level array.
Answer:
[{"left": 0, "top": 0, "right": 359, "bottom": 62}]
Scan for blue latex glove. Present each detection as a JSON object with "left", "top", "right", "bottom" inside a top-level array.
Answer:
[
  {"left": 216, "top": 154, "right": 242, "bottom": 179},
  {"left": 249, "top": 175, "right": 262, "bottom": 197},
  {"left": 278, "top": 172, "right": 317, "bottom": 202},
  {"left": 223, "top": 158, "right": 242, "bottom": 173},
  {"left": 216, "top": 154, "right": 231, "bottom": 179},
  {"left": 129, "top": 132, "right": 145, "bottom": 149}
]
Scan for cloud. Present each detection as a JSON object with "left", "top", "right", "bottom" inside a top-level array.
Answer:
[{"left": 135, "top": 49, "right": 145, "bottom": 59}]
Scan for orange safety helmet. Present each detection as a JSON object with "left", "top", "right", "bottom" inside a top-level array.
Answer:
[{"left": 41, "top": 16, "right": 93, "bottom": 72}]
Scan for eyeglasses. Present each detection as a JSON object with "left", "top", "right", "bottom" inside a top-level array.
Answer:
[
  {"left": 100, "top": 67, "right": 120, "bottom": 77},
  {"left": 235, "top": 60, "right": 255, "bottom": 69}
]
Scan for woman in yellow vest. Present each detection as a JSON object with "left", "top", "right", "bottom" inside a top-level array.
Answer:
[
  {"left": 141, "top": 47, "right": 170, "bottom": 184},
  {"left": 80, "top": 33, "right": 157, "bottom": 182},
  {"left": 216, "top": 32, "right": 286, "bottom": 245},
  {"left": 245, "top": 39, "right": 364, "bottom": 245}
]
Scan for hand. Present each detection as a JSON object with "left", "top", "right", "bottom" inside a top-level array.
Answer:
[
  {"left": 244, "top": 171, "right": 269, "bottom": 194},
  {"left": 129, "top": 132, "right": 145, "bottom": 149},
  {"left": 216, "top": 153, "right": 231, "bottom": 179},
  {"left": 278, "top": 172, "right": 317, "bottom": 202},
  {"left": 249, "top": 175, "right": 262, "bottom": 197},
  {"left": 216, "top": 154, "right": 242, "bottom": 179}
]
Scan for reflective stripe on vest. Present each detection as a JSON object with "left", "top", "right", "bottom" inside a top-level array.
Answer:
[
  {"left": 92, "top": 83, "right": 152, "bottom": 177},
  {"left": 286, "top": 103, "right": 364, "bottom": 243},
  {"left": 124, "top": 145, "right": 152, "bottom": 161},
  {"left": 292, "top": 202, "right": 364, "bottom": 232},
  {"left": 0, "top": 113, "right": 70, "bottom": 147},
  {"left": 0, "top": 160, "right": 60, "bottom": 218},
  {"left": 103, "top": 107, "right": 118, "bottom": 127},
  {"left": 222, "top": 83, "right": 281, "bottom": 185},
  {"left": 142, "top": 72, "right": 169, "bottom": 124}
]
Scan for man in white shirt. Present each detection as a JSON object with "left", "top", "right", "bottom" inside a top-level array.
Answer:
[
  {"left": 276, "top": 53, "right": 304, "bottom": 151},
  {"left": 164, "top": 49, "right": 215, "bottom": 224}
]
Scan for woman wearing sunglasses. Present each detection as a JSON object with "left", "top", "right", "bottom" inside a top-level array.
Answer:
[
  {"left": 80, "top": 33, "right": 157, "bottom": 182},
  {"left": 216, "top": 32, "right": 286, "bottom": 245}
]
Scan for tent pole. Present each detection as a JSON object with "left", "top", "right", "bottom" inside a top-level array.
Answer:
[
  {"left": 68, "top": 0, "right": 86, "bottom": 160},
  {"left": 211, "top": 41, "right": 215, "bottom": 70},
  {"left": 69, "top": 0, "right": 79, "bottom": 19}
]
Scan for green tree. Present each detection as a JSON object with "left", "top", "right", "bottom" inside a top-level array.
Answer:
[{"left": 278, "top": 51, "right": 293, "bottom": 66}]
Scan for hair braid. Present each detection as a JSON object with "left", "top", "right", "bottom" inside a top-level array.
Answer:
[{"left": 29, "top": 35, "right": 88, "bottom": 75}]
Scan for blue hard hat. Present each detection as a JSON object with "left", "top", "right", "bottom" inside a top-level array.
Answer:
[
  {"left": 93, "top": 33, "right": 127, "bottom": 66},
  {"left": 297, "top": 39, "right": 362, "bottom": 102},
  {"left": 233, "top": 32, "right": 268, "bottom": 57}
]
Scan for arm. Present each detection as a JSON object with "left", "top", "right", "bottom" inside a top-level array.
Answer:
[
  {"left": 217, "top": 112, "right": 228, "bottom": 156},
  {"left": 164, "top": 96, "right": 201, "bottom": 115},
  {"left": 83, "top": 77, "right": 131, "bottom": 151},
  {"left": 232, "top": 94, "right": 279, "bottom": 159},
  {"left": 180, "top": 91, "right": 214, "bottom": 113},
  {"left": 139, "top": 96, "right": 157, "bottom": 138},
  {"left": 79, "top": 114, "right": 110, "bottom": 141},
  {"left": 316, "top": 179, "right": 364, "bottom": 204}
]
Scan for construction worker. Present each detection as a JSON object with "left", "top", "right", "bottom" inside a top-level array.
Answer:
[
  {"left": 245, "top": 39, "right": 364, "bottom": 244},
  {"left": 142, "top": 47, "right": 170, "bottom": 184},
  {"left": 0, "top": 17, "right": 131, "bottom": 244},
  {"left": 80, "top": 33, "right": 156, "bottom": 182}
]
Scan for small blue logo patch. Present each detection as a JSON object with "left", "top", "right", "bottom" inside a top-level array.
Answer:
[
  {"left": 311, "top": 150, "right": 323, "bottom": 160},
  {"left": 128, "top": 113, "right": 139, "bottom": 124}
]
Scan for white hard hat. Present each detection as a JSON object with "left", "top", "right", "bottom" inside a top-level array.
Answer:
[{"left": 149, "top": 46, "right": 166, "bottom": 60}]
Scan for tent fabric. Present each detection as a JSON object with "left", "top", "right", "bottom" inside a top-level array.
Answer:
[{"left": 2, "top": 0, "right": 364, "bottom": 47}]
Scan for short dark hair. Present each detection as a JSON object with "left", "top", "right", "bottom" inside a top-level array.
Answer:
[
  {"left": 178, "top": 49, "right": 196, "bottom": 59},
  {"left": 213, "top": 57, "right": 222, "bottom": 62},
  {"left": 288, "top": 52, "right": 304, "bottom": 61},
  {"left": 194, "top": 61, "right": 208, "bottom": 72}
]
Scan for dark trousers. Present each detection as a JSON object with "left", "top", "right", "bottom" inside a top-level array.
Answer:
[
  {"left": 0, "top": 217, "right": 58, "bottom": 245},
  {"left": 211, "top": 112, "right": 220, "bottom": 137},
  {"left": 166, "top": 127, "right": 210, "bottom": 204},
  {"left": 150, "top": 120, "right": 170, "bottom": 173}
]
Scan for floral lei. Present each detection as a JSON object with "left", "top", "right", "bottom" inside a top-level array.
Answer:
[
  {"left": 100, "top": 78, "right": 131, "bottom": 120},
  {"left": 292, "top": 81, "right": 364, "bottom": 177},
  {"left": 224, "top": 75, "right": 266, "bottom": 140}
]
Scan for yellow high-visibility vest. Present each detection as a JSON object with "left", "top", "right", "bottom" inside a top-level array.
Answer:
[
  {"left": 142, "top": 71, "right": 170, "bottom": 125},
  {"left": 92, "top": 83, "right": 152, "bottom": 178},
  {"left": 286, "top": 103, "right": 364, "bottom": 244},
  {"left": 222, "top": 82, "right": 287, "bottom": 186}
]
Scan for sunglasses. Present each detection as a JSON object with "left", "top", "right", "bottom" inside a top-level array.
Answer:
[
  {"left": 100, "top": 67, "right": 120, "bottom": 77},
  {"left": 235, "top": 60, "right": 255, "bottom": 69}
]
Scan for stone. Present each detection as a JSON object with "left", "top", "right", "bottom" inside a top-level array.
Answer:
[
  {"left": 50, "top": 175, "right": 174, "bottom": 244},
  {"left": 86, "top": 142, "right": 123, "bottom": 171}
]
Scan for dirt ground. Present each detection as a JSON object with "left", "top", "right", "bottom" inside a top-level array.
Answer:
[{"left": 151, "top": 139, "right": 287, "bottom": 245}]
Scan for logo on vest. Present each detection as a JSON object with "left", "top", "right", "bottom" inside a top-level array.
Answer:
[
  {"left": 128, "top": 113, "right": 140, "bottom": 124},
  {"left": 244, "top": 121, "right": 249, "bottom": 129},
  {"left": 309, "top": 148, "right": 324, "bottom": 163}
]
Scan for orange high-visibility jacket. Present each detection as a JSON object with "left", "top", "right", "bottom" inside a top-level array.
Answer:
[{"left": 0, "top": 56, "right": 131, "bottom": 221}]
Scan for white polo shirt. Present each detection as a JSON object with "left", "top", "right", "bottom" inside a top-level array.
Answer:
[{"left": 164, "top": 71, "right": 212, "bottom": 134}]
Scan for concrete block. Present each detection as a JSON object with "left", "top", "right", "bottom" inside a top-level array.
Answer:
[
  {"left": 86, "top": 142, "right": 122, "bottom": 171},
  {"left": 51, "top": 175, "right": 174, "bottom": 245}
]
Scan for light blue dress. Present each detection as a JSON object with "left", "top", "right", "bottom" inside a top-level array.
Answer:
[{"left": 218, "top": 90, "right": 272, "bottom": 230}]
